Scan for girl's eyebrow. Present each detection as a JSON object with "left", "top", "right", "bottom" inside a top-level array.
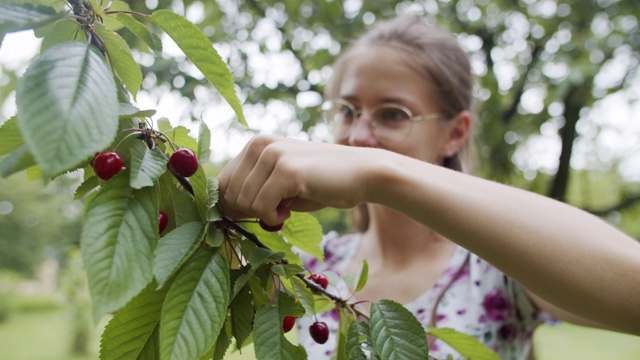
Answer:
[{"left": 339, "top": 95, "right": 417, "bottom": 108}]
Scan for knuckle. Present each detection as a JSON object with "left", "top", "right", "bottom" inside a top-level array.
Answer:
[{"left": 248, "top": 134, "right": 276, "bottom": 153}]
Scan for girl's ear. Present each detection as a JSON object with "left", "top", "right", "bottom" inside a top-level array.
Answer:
[{"left": 442, "top": 110, "right": 472, "bottom": 157}]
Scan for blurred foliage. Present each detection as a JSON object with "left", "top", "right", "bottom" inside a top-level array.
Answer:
[
  {"left": 1, "top": 0, "right": 639, "bottom": 240},
  {"left": 124, "top": 0, "right": 640, "bottom": 237},
  {"left": 0, "top": 174, "right": 83, "bottom": 276},
  {"left": 0, "top": 270, "right": 21, "bottom": 322},
  {"left": 58, "top": 248, "right": 92, "bottom": 355}
]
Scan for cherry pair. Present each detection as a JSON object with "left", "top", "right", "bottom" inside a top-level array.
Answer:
[{"left": 282, "top": 316, "right": 329, "bottom": 344}]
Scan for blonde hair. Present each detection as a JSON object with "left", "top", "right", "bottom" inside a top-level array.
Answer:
[{"left": 325, "top": 14, "right": 477, "bottom": 231}]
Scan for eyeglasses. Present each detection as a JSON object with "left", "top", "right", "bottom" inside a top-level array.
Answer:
[{"left": 322, "top": 99, "right": 445, "bottom": 146}]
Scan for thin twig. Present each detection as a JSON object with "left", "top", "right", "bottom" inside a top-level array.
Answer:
[{"left": 222, "top": 216, "right": 347, "bottom": 304}]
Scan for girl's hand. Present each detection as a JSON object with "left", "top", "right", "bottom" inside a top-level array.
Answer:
[{"left": 216, "top": 135, "right": 378, "bottom": 225}]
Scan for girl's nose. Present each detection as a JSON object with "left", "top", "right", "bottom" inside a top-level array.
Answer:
[{"left": 347, "top": 115, "right": 378, "bottom": 147}]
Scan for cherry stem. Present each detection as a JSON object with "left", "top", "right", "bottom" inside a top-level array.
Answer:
[
  {"left": 222, "top": 216, "right": 347, "bottom": 305},
  {"left": 112, "top": 132, "right": 144, "bottom": 153}
]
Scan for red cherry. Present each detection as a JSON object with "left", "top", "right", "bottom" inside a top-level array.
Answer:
[
  {"left": 309, "top": 322, "right": 329, "bottom": 344},
  {"left": 282, "top": 315, "right": 296, "bottom": 333},
  {"left": 308, "top": 273, "right": 328, "bottom": 290},
  {"left": 158, "top": 211, "right": 168, "bottom": 233},
  {"left": 92, "top": 152, "right": 125, "bottom": 181},
  {"left": 259, "top": 219, "right": 283, "bottom": 232},
  {"left": 168, "top": 148, "right": 198, "bottom": 177}
]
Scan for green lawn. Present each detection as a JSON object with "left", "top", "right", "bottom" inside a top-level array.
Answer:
[
  {"left": 533, "top": 322, "right": 640, "bottom": 360},
  {"left": 0, "top": 305, "right": 102, "bottom": 360},
  {"left": 1, "top": 295, "right": 639, "bottom": 359}
]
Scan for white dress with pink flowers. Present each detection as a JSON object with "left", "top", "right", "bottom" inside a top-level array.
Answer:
[{"left": 297, "top": 232, "right": 549, "bottom": 360}]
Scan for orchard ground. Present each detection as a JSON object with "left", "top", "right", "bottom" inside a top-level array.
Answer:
[{"left": 0, "top": 293, "right": 639, "bottom": 360}]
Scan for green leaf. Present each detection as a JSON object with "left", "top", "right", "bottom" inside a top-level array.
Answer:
[
  {"left": 164, "top": 126, "right": 198, "bottom": 153},
  {"left": 81, "top": 172, "right": 159, "bottom": 320},
  {"left": 190, "top": 167, "right": 209, "bottom": 220},
  {"left": 335, "top": 307, "right": 355, "bottom": 360},
  {"left": 282, "top": 212, "right": 324, "bottom": 261},
  {"left": 247, "top": 270, "right": 270, "bottom": 309},
  {"left": 242, "top": 222, "right": 301, "bottom": 264},
  {"left": 1, "top": 144, "right": 35, "bottom": 178},
  {"left": 149, "top": 10, "right": 246, "bottom": 127},
  {"left": 369, "top": 300, "right": 430, "bottom": 360},
  {"left": 230, "top": 284, "right": 254, "bottom": 350},
  {"left": 206, "top": 177, "right": 222, "bottom": 221},
  {"left": 346, "top": 321, "right": 372, "bottom": 360},
  {"left": 119, "top": 103, "right": 156, "bottom": 119},
  {"left": 157, "top": 171, "right": 200, "bottom": 228},
  {"left": 427, "top": 328, "right": 500, "bottom": 360},
  {"left": 116, "top": 13, "right": 162, "bottom": 56},
  {"left": 229, "top": 264, "right": 257, "bottom": 300},
  {"left": 253, "top": 304, "right": 306, "bottom": 360},
  {"left": 253, "top": 305, "right": 280, "bottom": 360},
  {"left": 154, "top": 222, "right": 205, "bottom": 287},
  {"left": 277, "top": 291, "right": 305, "bottom": 318},
  {"left": 206, "top": 225, "right": 225, "bottom": 247},
  {"left": 73, "top": 175, "right": 99, "bottom": 200},
  {"left": 247, "top": 247, "right": 285, "bottom": 266},
  {"left": 0, "top": 2, "right": 63, "bottom": 34},
  {"left": 212, "top": 317, "right": 233, "bottom": 360},
  {"left": 86, "top": 0, "right": 105, "bottom": 20},
  {"left": 40, "top": 18, "right": 84, "bottom": 53},
  {"left": 100, "top": 281, "right": 169, "bottom": 360},
  {"left": 129, "top": 142, "right": 167, "bottom": 189},
  {"left": 289, "top": 276, "right": 315, "bottom": 319},
  {"left": 16, "top": 41, "right": 118, "bottom": 177},
  {"left": 13, "top": 0, "right": 67, "bottom": 7},
  {"left": 0, "top": 116, "right": 24, "bottom": 156},
  {"left": 102, "top": 0, "right": 129, "bottom": 31},
  {"left": 198, "top": 121, "right": 211, "bottom": 163},
  {"left": 160, "top": 248, "right": 230, "bottom": 360},
  {"left": 157, "top": 117, "right": 171, "bottom": 132},
  {"left": 355, "top": 259, "right": 369, "bottom": 293},
  {"left": 109, "top": 119, "right": 141, "bottom": 163},
  {"left": 94, "top": 25, "right": 143, "bottom": 99},
  {"left": 271, "top": 263, "right": 304, "bottom": 279}
]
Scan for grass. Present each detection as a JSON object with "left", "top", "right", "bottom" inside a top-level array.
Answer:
[
  {"left": 0, "top": 295, "right": 639, "bottom": 359},
  {"left": 533, "top": 323, "right": 640, "bottom": 360},
  {"left": 0, "top": 304, "right": 103, "bottom": 360}
]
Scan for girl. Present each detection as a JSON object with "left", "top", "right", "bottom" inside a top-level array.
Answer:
[{"left": 217, "top": 14, "right": 640, "bottom": 359}]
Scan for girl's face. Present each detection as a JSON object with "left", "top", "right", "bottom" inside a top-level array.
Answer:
[{"left": 332, "top": 45, "right": 457, "bottom": 164}]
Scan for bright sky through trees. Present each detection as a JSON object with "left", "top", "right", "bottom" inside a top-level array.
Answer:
[{"left": 1, "top": 27, "right": 639, "bottom": 180}]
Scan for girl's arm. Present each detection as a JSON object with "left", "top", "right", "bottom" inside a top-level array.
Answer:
[{"left": 217, "top": 135, "right": 640, "bottom": 335}]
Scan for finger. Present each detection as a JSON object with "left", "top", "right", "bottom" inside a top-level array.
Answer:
[
  {"left": 221, "top": 136, "right": 275, "bottom": 214},
  {"left": 234, "top": 144, "right": 280, "bottom": 219},
  {"left": 252, "top": 164, "right": 298, "bottom": 224}
]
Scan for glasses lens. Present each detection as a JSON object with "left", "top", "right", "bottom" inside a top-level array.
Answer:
[
  {"left": 324, "top": 101, "right": 354, "bottom": 141},
  {"left": 372, "top": 105, "right": 413, "bottom": 145},
  {"left": 323, "top": 101, "right": 418, "bottom": 145}
]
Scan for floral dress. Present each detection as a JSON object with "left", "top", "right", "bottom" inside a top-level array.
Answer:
[{"left": 297, "top": 232, "right": 548, "bottom": 360}]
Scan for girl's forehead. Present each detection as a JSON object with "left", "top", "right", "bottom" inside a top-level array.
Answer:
[{"left": 336, "top": 47, "right": 434, "bottom": 104}]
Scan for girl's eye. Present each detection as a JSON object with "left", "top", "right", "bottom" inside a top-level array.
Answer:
[
  {"left": 337, "top": 105, "right": 355, "bottom": 122},
  {"left": 341, "top": 105, "right": 354, "bottom": 116},
  {"left": 377, "top": 107, "right": 410, "bottom": 125}
]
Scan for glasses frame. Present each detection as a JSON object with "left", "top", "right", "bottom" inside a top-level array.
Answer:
[{"left": 322, "top": 99, "right": 446, "bottom": 143}]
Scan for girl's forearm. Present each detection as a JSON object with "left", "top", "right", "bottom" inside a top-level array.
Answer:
[{"left": 369, "top": 151, "right": 640, "bottom": 335}]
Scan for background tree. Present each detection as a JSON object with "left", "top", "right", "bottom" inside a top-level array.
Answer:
[
  {"left": 110, "top": 0, "right": 640, "bottom": 238},
  {"left": 1, "top": 0, "right": 638, "bottom": 290},
  {"left": 0, "top": 1, "right": 639, "bottom": 359},
  {"left": 0, "top": 175, "right": 82, "bottom": 277}
]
